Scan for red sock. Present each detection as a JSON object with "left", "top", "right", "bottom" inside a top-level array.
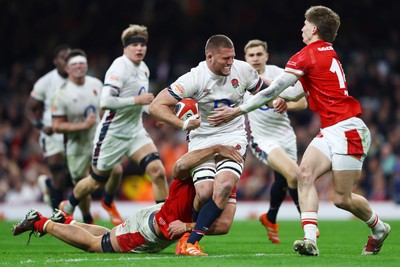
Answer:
[
  {"left": 64, "top": 217, "right": 74, "bottom": 224},
  {"left": 34, "top": 217, "right": 49, "bottom": 234}
]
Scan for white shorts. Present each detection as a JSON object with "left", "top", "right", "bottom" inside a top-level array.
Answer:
[
  {"left": 115, "top": 203, "right": 173, "bottom": 253},
  {"left": 188, "top": 132, "right": 247, "bottom": 183},
  {"left": 66, "top": 152, "right": 91, "bottom": 183},
  {"left": 39, "top": 132, "right": 65, "bottom": 157},
  {"left": 92, "top": 127, "right": 153, "bottom": 171},
  {"left": 249, "top": 133, "right": 297, "bottom": 165},
  {"left": 309, "top": 117, "right": 371, "bottom": 170}
]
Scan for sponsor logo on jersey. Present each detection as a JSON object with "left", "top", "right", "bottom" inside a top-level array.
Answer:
[
  {"left": 172, "top": 83, "right": 185, "bottom": 94},
  {"left": 231, "top": 78, "right": 239, "bottom": 89},
  {"left": 203, "top": 89, "right": 211, "bottom": 93},
  {"left": 317, "top": 46, "right": 334, "bottom": 51},
  {"left": 109, "top": 75, "right": 119, "bottom": 81},
  {"left": 158, "top": 217, "right": 166, "bottom": 226},
  {"left": 93, "top": 89, "right": 98, "bottom": 96}
]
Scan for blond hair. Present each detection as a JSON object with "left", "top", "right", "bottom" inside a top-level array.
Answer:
[
  {"left": 244, "top": 39, "right": 268, "bottom": 54},
  {"left": 121, "top": 24, "right": 149, "bottom": 45}
]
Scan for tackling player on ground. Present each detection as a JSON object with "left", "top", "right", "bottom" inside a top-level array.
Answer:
[{"left": 13, "top": 145, "right": 241, "bottom": 255}]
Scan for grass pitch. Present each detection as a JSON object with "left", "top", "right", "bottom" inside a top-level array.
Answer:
[{"left": 1, "top": 219, "right": 399, "bottom": 267}]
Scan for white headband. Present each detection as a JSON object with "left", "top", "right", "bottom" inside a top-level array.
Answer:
[{"left": 68, "top": 55, "right": 87, "bottom": 66}]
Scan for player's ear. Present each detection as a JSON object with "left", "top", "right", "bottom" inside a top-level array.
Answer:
[{"left": 206, "top": 52, "right": 212, "bottom": 62}]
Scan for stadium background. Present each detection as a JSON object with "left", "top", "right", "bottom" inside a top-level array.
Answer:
[{"left": 1, "top": 0, "right": 400, "bottom": 218}]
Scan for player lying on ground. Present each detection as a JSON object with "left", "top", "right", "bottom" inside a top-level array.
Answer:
[{"left": 13, "top": 144, "right": 242, "bottom": 255}]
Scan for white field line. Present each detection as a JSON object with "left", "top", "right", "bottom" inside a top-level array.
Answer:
[{"left": 0, "top": 253, "right": 289, "bottom": 265}]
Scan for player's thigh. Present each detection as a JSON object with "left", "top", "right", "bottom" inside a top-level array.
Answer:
[
  {"left": 301, "top": 144, "right": 332, "bottom": 182},
  {"left": 267, "top": 147, "right": 299, "bottom": 180},
  {"left": 127, "top": 129, "right": 158, "bottom": 160},
  {"left": 66, "top": 153, "right": 91, "bottom": 184},
  {"left": 332, "top": 168, "right": 362, "bottom": 199},
  {"left": 92, "top": 134, "right": 126, "bottom": 171}
]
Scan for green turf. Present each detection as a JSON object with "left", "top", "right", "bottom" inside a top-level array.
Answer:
[{"left": 1, "top": 219, "right": 399, "bottom": 267}]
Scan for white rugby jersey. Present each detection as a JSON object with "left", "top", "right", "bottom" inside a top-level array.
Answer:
[
  {"left": 100, "top": 55, "right": 149, "bottom": 138},
  {"left": 31, "top": 69, "right": 67, "bottom": 127},
  {"left": 244, "top": 65, "right": 295, "bottom": 142},
  {"left": 169, "top": 60, "right": 262, "bottom": 137},
  {"left": 51, "top": 76, "right": 102, "bottom": 155}
]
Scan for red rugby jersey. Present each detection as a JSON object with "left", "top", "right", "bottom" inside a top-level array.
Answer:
[
  {"left": 285, "top": 40, "right": 361, "bottom": 128},
  {"left": 155, "top": 178, "right": 195, "bottom": 240}
]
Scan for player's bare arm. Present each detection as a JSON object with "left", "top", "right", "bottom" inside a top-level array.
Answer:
[
  {"left": 52, "top": 114, "right": 97, "bottom": 133},
  {"left": 149, "top": 88, "right": 200, "bottom": 130},
  {"left": 25, "top": 97, "right": 54, "bottom": 134},
  {"left": 209, "top": 72, "right": 299, "bottom": 126},
  {"left": 134, "top": 92, "right": 154, "bottom": 105}
]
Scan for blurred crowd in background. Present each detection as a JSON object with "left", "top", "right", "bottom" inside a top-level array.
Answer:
[{"left": 1, "top": 0, "right": 400, "bottom": 204}]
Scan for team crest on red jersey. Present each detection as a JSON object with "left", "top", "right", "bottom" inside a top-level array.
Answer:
[{"left": 231, "top": 79, "right": 239, "bottom": 89}]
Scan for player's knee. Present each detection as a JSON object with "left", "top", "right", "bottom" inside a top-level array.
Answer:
[
  {"left": 147, "top": 164, "right": 166, "bottom": 183},
  {"left": 298, "top": 167, "right": 314, "bottom": 186},
  {"left": 332, "top": 194, "right": 351, "bottom": 210},
  {"left": 89, "top": 168, "right": 109, "bottom": 189}
]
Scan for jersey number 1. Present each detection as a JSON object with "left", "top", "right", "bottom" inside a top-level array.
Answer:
[{"left": 330, "top": 58, "right": 348, "bottom": 95}]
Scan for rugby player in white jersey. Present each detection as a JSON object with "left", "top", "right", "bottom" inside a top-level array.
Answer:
[
  {"left": 149, "top": 34, "right": 269, "bottom": 255},
  {"left": 243, "top": 39, "right": 309, "bottom": 244},
  {"left": 60, "top": 25, "right": 169, "bottom": 223},
  {"left": 25, "top": 44, "right": 71, "bottom": 210},
  {"left": 51, "top": 49, "right": 104, "bottom": 223}
]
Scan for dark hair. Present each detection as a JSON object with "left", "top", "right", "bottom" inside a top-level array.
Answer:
[
  {"left": 65, "top": 49, "right": 87, "bottom": 63},
  {"left": 305, "top": 6, "right": 340, "bottom": 43},
  {"left": 205, "top": 34, "right": 234, "bottom": 53},
  {"left": 53, "top": 44, "right": 71, "bottom": 58}
]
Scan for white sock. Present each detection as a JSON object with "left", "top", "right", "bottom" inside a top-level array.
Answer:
[
  {"left": 366, "top": 211, "right": 385, "bottom": 239},
  {"left": 301, "top": 211, "right": 318, "bottom": 243}
]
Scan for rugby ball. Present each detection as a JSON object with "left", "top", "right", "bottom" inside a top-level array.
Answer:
[{"left": 175, "top": 99, "right": 199, "bottom": 121}]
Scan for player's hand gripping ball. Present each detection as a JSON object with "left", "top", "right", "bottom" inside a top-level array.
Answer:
[{"left": 175, "top": 99, "right": 199, "bottom": 120}]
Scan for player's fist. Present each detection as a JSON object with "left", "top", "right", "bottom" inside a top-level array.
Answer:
[{"left": 135, "top": 93, "right": 154, "bottom": 105}]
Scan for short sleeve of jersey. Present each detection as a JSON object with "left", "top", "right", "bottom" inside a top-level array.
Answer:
[
  {"left": 285, "top": 50, "right": 309, "bottom": 77},
  {"left": 51, "top": 87, "right": 67, "bottom": 117},
  {"left": 103, "top": 57, "right": 127, "bottom": 90},
  {"left": 168, "top": 69, "right": 197, "bottom": 100},
  {"left": 31, "top": 76, "right": 48, "bottom": 101},
  {"left": 238, "top": 61, "right": 262, "bottom": 92}
]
